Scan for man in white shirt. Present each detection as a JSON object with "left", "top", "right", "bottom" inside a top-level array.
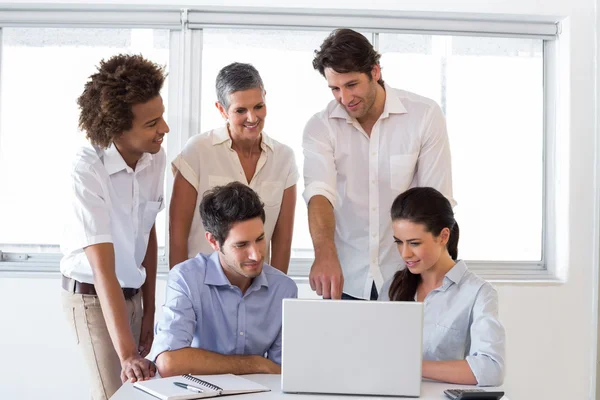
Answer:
[
  {"left": 303, "top": 29, "right": 455, "bottom": 300},
  {"left": 60, "top": 54, "right": 169, "bottom": 399}
]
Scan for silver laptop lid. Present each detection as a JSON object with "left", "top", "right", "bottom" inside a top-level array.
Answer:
[{"left": 282, "top": 299, "right": 423, "bottom": 397}]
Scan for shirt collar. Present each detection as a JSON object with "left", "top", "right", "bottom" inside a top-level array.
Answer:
[
  {"left": 443, "top": 260, "right": 468, "bottom": 287},
  {"left": 212, "top": 126, "right": 231, "bottom": 146},
  {"left": 102, "top": 144, "right": 153, "bottom": 175},
  {"left": 212, "top": 125, "right": 274, "bottom": 153},
  {"left": 204, "top": 251, "right": 269, "bottom": 290},
  {"left": 328, "top": 82, "right": 408, "bottom": 122},
  {"left": 380, "top": 82, "right": 408, "bottom": 118},
  {"left": 260, "top": 132, "right": 275, "bottom": 152},
  {"left": 103, "top": 145, "right": 129, "bottom": 175}
]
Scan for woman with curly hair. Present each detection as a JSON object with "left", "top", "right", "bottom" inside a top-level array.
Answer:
[{"left": 60, "top": 54, "right": 169, "bottom": 399}]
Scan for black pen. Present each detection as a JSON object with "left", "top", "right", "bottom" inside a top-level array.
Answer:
[{"left": 174, "top": 381, "right": 204, "bottom": 393}]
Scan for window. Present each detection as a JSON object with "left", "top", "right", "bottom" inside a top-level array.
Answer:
[
  {"left": 200, "top": 30, "right": 545, "bottom": 269},
  {"left": 0, "top": 28, "right": 170, "bottom": 255},
  {"left": 379, "top": 34, "right": 544, "bottom": 262},
  {"left": 0, "top": 6, "right": 560, "bottom": 279}
]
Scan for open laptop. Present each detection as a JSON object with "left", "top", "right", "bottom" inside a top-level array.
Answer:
[{"left": 281, "top": 299, "right": 423, "bottom": 397}]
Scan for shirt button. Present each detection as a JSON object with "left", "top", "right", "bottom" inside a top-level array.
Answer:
[
  {"left": 372, "top": 233, "right": 377, "bottom": 238},
  {"left": 372, "top": 152, "right": 376, "bottom": 156},
  {"left": 372, "top": 207, "right": 376, "bottom": 211},
  {"left": 239, "top": 332, "right": 244, "bottom": 336}
]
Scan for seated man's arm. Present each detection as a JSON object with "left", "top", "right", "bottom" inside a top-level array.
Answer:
[
  {"left": 157, "top": 348, "right": 280, "bottom": 377},
  {"left": 152, "top": 268, "right": 280, "bottom": 377},
  {"left": 265, "top": 283, "right": 299, "bottom": 367}
]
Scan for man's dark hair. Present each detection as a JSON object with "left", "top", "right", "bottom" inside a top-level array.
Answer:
[
  {"left": 200, "top": 182, "right": 266, "bottom": 246},
  {"left": 312, "top": 28, "right": 384, "bottom": 85},
  {"left": 77, "top": 54, "right": 166, "bottom": 148}
]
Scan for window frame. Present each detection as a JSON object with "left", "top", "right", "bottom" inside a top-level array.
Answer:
[{"left": 0, "top": 5, "right": 565, "bottom": 282}]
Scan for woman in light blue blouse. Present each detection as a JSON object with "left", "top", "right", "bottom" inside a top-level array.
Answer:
[{"left": 379, "top": 187, "right": 505, "bottom": 387}]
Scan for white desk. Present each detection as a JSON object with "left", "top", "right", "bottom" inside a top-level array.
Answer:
[{"left": 111, "top": 374, "right": 509, "bottom": 399}]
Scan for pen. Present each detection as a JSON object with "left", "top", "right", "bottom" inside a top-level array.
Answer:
[{"left": 174, "top": 381, "right": 204, "bottom": 393}]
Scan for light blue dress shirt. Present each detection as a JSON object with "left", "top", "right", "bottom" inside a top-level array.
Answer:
[
  {"left": 150, "top": 252, "right": 298, "bottom": 365},
  {"left": 379, "top": 260, "right": 505, "bottom": 387}
]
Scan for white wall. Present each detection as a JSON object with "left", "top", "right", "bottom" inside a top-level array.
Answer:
[{"left": 0, "top": 0, "right": 598, "bottom": 399}]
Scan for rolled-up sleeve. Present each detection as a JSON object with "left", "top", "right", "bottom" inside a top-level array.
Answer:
[
  {"left": 466, "top": 283, "right": 506, "bottom": 387},
  {"left": 149, "top": 268, "right": 198, "bottom": 362},
  {"left": 284, "top": 146, "right": 300, "bottom": 189},
  {"left": 302, "top": 115, "right": 337, "bottom": 208},
  {"left": 63, "top": 165, "right": 113, "bottom": 252},
  {"left": 417, "top": 103, "right": 456, "bottom": 207},
  {"left": 267, "top": 282, "right": 298, "bottom": 365},
  {"left": 171, "top": 135, "right": 203, "bottom": 191}
]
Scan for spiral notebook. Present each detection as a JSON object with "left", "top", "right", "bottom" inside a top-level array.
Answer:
[{"left": 133, "top": 373, "right": 270, "bottom": 400}]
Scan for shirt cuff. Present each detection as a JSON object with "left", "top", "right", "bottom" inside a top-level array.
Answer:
[
  {"left": 67, "top": 234, "right": 113, "bottom": 252},
  {"left": 466, "top": 354, "right": 504, "bottom": 387},
  {"left": 303, "top": 182, "right": 336, "bottom": 209},
  {"left": 172, "top": 155, "right": 199, "bottom": 191},
  {"left": 285, "top": 170, "right": 300, "bottom": 189},
  {"left": 148, "top": 345, "right": 170, "bottom": 363}
]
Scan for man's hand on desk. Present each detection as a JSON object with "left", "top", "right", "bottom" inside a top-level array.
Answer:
[
  {"left": 309, "top": 254, "right": 344, "bottom": 299},
  {"left": 120, "top": 354, "right": 157, "bottom": 383},
  {"left": 259, "top": 358, "right": 282, "bottom": 374}
]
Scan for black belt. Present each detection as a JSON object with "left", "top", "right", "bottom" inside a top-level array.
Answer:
[{"left": 62, "top": 274, "right": 140, "bottom": 300}]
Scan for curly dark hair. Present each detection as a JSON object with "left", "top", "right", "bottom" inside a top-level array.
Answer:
[
  {"left": 77, "top": 54, "right": 166, "bottom": 148},
  {"left": 200, "top": 182, "right": 266, "bottom": 247},
  {"left": 313, "top": 28, "right": 383, "bottom": 85}
]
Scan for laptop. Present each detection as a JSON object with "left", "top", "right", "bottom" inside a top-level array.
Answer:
[{"left": 281, "top": 299, "right": 423, "bottom": 397}]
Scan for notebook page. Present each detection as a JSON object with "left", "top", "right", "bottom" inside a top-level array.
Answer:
[
  {"left": 133, "top": 376, "right": 219, "bottom": 400},
  {"left": 189, "top": 374, "right": 270, "bottom": 395}
]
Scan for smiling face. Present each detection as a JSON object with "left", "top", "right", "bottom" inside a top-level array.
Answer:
[
  {"left": 392, "top": 219, "right": 451, "bottom": 275},
  {"left": 113, "top": 95, "right": 168, "bottom": 163},
  {"left": 216, "top": 88, "right": 266, "bottom": 140},
  {"left": 324, "top": 65, "right": 381, "bottom": 121},
  {"left": 207, "top": 217, "right": 266, "bottom": 286}
]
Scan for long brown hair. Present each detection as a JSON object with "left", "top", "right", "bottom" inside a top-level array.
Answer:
[{"left": 388, "top": 187, "right": 459, "bottom": 302}]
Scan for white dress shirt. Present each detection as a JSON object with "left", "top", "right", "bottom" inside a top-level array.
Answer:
[
  {"left": 60, "top": 144, "right": 166, "bottom": 288},
  {"left": 172, "top": 126, "right": 299, "bottom": 263},
  {"left": 303, "top": 84, "right": 455, "bottom": 299},
  {"left": 379, "top": 261, "right": 505, "bottom": 387}
]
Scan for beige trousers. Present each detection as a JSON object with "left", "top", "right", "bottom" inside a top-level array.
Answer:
[{"left": 61, "top": 289, "right": 143, "bottom": 400}]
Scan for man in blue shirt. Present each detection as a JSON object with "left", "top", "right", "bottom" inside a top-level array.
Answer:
[{"left": 150, "top": 182, "right": 298, "bottom": 376}]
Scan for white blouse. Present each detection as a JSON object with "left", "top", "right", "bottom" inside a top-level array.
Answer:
[
  {"left": 172, "top": 126, "right": 299, "bottom": 265},
  {"left": 379, "top": 261, "right": 505, "bottom": 387}
]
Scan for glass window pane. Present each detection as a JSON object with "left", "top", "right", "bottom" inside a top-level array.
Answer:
[
  {"left": 0, "top": 28, "right": 170, "bottom": 253},
  {"left": 380, "top": 33, "right": 543, "bottom": 261},
  {"left": 379, "top": 34, "right": 441, "bottom": 105}
]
